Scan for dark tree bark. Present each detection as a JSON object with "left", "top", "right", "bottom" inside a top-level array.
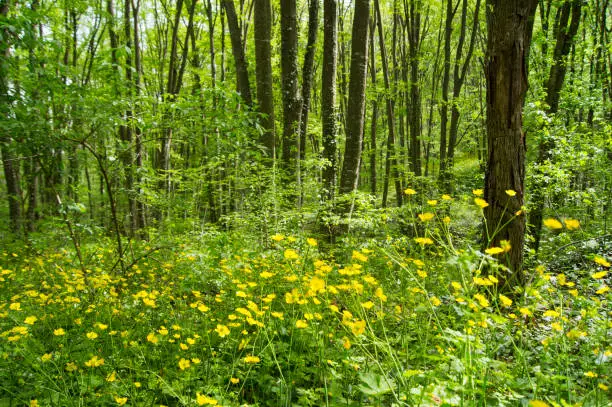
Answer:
[
  {"left": 438, "top": 0, "right": 454, "bottom": 181},
  {"left": 298, "top": 0, "right": 320, "bottom": 162},
  {"left": 223, "top": 0, "right": 252, "bottom": 106},
  {"left": 280, "top": 0, "right": 302, "bottom": 169},
  {"left": 406, "top": 0, "right": 422, "bottom": 176},
  {"left": 254, "top": 0, "right": 275, "bottom": 160},
  {"left": 529, "top": 0, "right": 582, "bottom": 252},
  {"left": 368, "top": 14, "right": 378, "bottom": 196},
  {"left": 483, "top": 0, "right": 538, "bottom": 280},
  {"left": 339, "top": 0, "right": 369, "bottom": 195},
  {"left": 375, "top": 0, "right": 402, "bottom": 208},
  {"left": 322, "top": 0, "right": 339, "bottom": 201}
]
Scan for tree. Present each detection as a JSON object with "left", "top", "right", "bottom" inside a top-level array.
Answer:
[
  {"left": 529, "top": 0, "right": 582, "bottom": 252},
  {"left": 223, "top": 0, "right": 252, "bottom": 107},
  {"left": 339, "top": 0, "right": 370, "bottom": 195},
  {"left": 483, "top": 0, "right": 538, "bottom": 280},
  {"left": 254, "top": 0, "right": 275, "bottom": 160},
  {"left": 280, "top": 0, "right": 302, "bottom": 169},
  {"left": 321, "top": 0, "right": 339, "bottom": 201}
]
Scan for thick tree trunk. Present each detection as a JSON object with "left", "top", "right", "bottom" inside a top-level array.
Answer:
[
  {"left": 223, "top": 0, "right": 252, "bottom": 107},
  {"left": 254, "top": 0, "right": 275, "bottom": 160},
  {"left": 280, "top": 0, "right": 302, "bottom": 170},
  {"left": 484, "top": 0, "right": 538, "bottom": 280},
  {"left": 298, "top": 0, "right": 320, "bottom": 162},
  {"left": 322, "top": 0, "right": 339, "bottom": 201},
  {"left": 339, "top": 0, "right": 369, "bottom": 195}
]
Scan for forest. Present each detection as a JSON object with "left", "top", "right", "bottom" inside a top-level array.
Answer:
[{"left": 0, "top": 0, "right": 611, "bottom": 405}]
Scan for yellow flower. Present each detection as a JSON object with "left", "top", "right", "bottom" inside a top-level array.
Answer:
[
  {"left": 284, "top": 249, "right": 299, "bottom": 260},
  {"left": 179, "top": 343, "right": 188, "bottom": 350},
  {"left": 519, "top": 307, "right": 532, "bottom": 317},
  {"left": 564, "top": 218, "right": 580, "bottom": 230},
  {"left": 473, "top": 293, "right": 490, "bottom": 308},
  {"left": 500, "top": 240, "right": 512, "bottom": 252},
  {"left": 543, "top": 310, "right": 559, "bottom": 318},
  {"left": 485, "top": 247, "right": 504, "bottom": 255},
  {"left": 474, "top": 198, "right": 488, "bottom": 208},
  {"left": 86, "top": 331, "right": 98, "bottom": 340},
  {"left": 598, "top": 383, "right": 609, "bottom": 391},
  {"left": 431, "top": 296, "right": 441, "bottom": 307},
  {"left": 260, "top": 271, "right": 274, "bottom": 279},
  {"left": 106, "top": 371, "right": 117, "bottom": 382},
  {"left": 375, "top": 287, "right": 387, "bottom": 302},
  {"left": 351, "top": 319, "right": 366, "bottom": 336},
  {"left": 551, "top": 322, "right": 562, "bottom": 331},
  {"left": 351, "top": 250, "right": 368, "bottom": 262},
  {"left": 309, "top": 276, "right": 326, "bottom": 292},
  {"left": 307, "top": 238, "right": 318, "bottom": 247},
  {"left": 418, "top": 212, "right": 435, "bottom": 222},
  {"left": 361, "top": 301, "right": 374, "bottom": 309},
  {"left": 505, "top": 189, "right": 516, "bottom": 197},
  {"left": 178, "top": 358, "right": 191, "bottom": 370},
  {"left": 427, "top": 199, "right": 438, "bottom": 206},
  {"left": 53, "top": 328, "right": 66, "bottom": 336},
  {"left": 196, "top": 393, "right": 218, "bottom": 405},
  {"left": 96, "top": 323, "right": 108, "bottom": 330},
  {"left": 191, "top": 358, "right": 201, "bottom": 364},
  {"left": 528, "top": 401, "right": 549, "bottom": 407},
  {"left": 198, "top": 303, "right": 210, "bottom": 312},
  {"left": 584, "top": 371, "right": 598, "bottom": 378},
  {"left": 441, "top": 194, "right": 452, "bottom": 200},
  {"left": 592, "top": 271, "right": 607, "bottom": 279},
  {"left": 271, "top": 234, "right": 284, "bottom": 242},
  {"left": 41, "top": 353, "right": 52, "bottom": 362},
  {"left": 404, "top": 188, "right": 417, "bottom": 195},
  {"left": 543, "top": 218, "right": 563, "bottom": 229},
  {"left": 85, "top": 356, "right": 104, "bottom": 367},
  {"left": 142, "top": 297, "right": 156, "bottom": 307},
  {"left": 271, "top": 311, "right": 284, "bottom": 319},
  {"left": 29, "top": 400, "right": 38, "bottom": 407},
  {"left": 295, "top": 320, "right": 308, "bottom": 329},
  {"left": 414, "top": 237, "right": 433, "bottom": 245},
  {"left": 596, "top": 285, "right": 609, "bottom": 295},
  {"left": 230, "top": 377, "right": 240, "bottom": 384},
  {"left": 243, "top": 355, "right": 260, "bottom": 364},
  {"left": 24, "top": 316, "right": 37, "bottom": 325},
  {"left": 343, "top": 337, "right": 351, "bottom": 350},
  {"left": 114, "top": 396, "right": 128, "bottom": 406},
  {"left": 215, "top": 324, "right": 230, "bottom": 337},
  {"left": 417, "top": 269, "right": 427, "bottom": 278},
  {"left": 472, "top": 189, "right": 484, "bottom": 196},
  {"left": 594, "top": 256, "right": 611, "bottom": 268},
  {"left": 9, "top": 302, "right": 21, "bottom": 311}
]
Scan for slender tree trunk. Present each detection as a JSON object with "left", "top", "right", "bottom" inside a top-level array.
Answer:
[
  {"left": 438, "top": 0, "right": 454, "bottom": 182},
  {"left": 368, "top": 15, "right": 378, "bottom": 196},
  {"left": 322, "top": 0, "right": 339, "bottom": 202},
  {"left": 375, "top": 0, "right": 402, "bottom": 208},
  {"left": 280, "top": 0, "right": 302, "bottom": 171},
  {"left": 298, "top": 0, "right": 320, "bottom": 162},
  {"left": 223, "top": 0, "right": 252, "bottom": 106},
  {"left": 483, "top": 0, "right": 538, "bottom": 280},
  {"left": 339, "top": 0, "right": 369, "bottom": 195},
  {"left": 254, "top": 0, "right": 275, "bottom": 160},
  {"left": 529, "top": 0, "right": 582, "bottom": 252},
  {"left": 406, "top": 0, "right": 422, "bottom": 176},
  {"left": 446, "top": 0, "right": 481, "bottom": 187}
]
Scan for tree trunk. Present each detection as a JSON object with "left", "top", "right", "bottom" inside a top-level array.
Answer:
[
  {"left": 298, "top": 0, "right": 320, "bottom": 162},
  {"left": 375, "top": 0, "right": 402, "bottom": 208},
  {"left": 368, "top": 15, "right": 378, "bottom": 196},
  {"left": 446, "top": 0, "right": 481, "bottom": 186},
  {"left": 483, "top": 0, "right": 538, "bottom": 280},
  {"left": 322, "top": 0, "right": 339, "bottom": 201},
  {"left": 406, "top": 0, "right": 422, "bottom": 176},
  {"left": 438, "top": 0, "right": 454, "bottom": 182},
  {"left": 280, "top": 0, "right": 302, "bottom": 170},
  {"left": 223, "top": 0, "right": 252, "bottom": 106},
  {"left": 254, "top": 0, "right": 275, "bottom": 160},
  {"left": 339, "top": 0, "right": 370, "bottom": 195},
  {"left": 529, "top": 0, "right": 582, "bottom": 252}
]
